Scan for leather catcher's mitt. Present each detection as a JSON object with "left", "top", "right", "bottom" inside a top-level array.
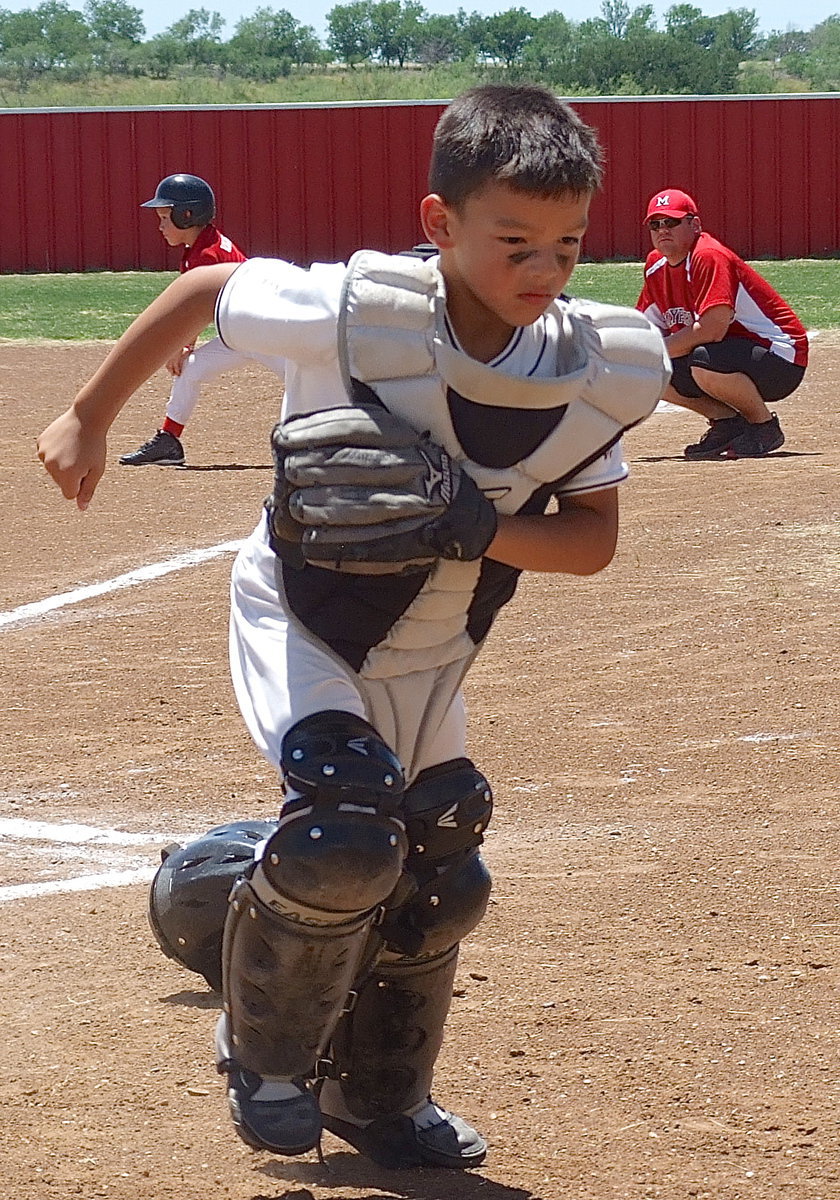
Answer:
[{"left": 268, "top": 405, "right": 497, "bottom": 574}]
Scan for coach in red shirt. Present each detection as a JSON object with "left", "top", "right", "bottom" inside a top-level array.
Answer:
[{"left": 637, "top": 188, "right": 807, "bottom": 460}]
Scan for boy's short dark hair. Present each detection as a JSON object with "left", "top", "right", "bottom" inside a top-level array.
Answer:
[{"left": 429, "top": 83, "right": 603, "bottom": 209}]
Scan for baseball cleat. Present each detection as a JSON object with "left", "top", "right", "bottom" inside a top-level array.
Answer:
[
  {"left": 725, "top": 413, "right": 785, "bottom": 458},
  {"left": 119, "top": 429, "right": 185, "bottom": 466},
  {"left": 319, "top": 1088, "right": 487, "bottom": 1170},
  {"left": 683, "top": 415, "right": 747, "bottom": 460},
  {"left": 214, "top": 1013, "right": 321, "bottom": 1155},
  {"left": 222, "top": 1066, "right": 322, "bottom": 1155}
]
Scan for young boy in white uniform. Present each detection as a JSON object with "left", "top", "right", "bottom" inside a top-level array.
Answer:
[{"left": 38, "top": 84, "right": 669, "bottom": 1171}]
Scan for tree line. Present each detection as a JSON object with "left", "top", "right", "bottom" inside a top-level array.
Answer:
[{"left": 2, "top": 0, "right": 840, "bottom": 96}]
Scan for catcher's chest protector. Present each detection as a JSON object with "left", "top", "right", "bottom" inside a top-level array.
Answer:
[
  {"left": 334, "top": 251, "right": 669, "bottom": 700},
  {"left": 338, "top": 249, "right": 670, "bottom": 509}
]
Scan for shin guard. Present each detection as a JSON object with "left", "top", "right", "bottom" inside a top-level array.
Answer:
[
  {"left": 222, "top": 874, "right": 378, "bottom": 1079},
  {"left": 221, "top": 710, "right": 409, "bottom": 1082},
  {"left": 329, "top": 944, "right": 459, "bottom": 1120}
]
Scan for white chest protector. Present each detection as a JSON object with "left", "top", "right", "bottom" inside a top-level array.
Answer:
[
  {"left": 284, "top": 251, "right": 669, "bottom": 778},
  {"left": 337, "top": 250, "right": 670, "bottom": 514}
]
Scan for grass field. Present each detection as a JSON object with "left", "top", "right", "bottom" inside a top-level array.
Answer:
[{"left": 1, "top": 259, "right": 837, "bottom": 340}]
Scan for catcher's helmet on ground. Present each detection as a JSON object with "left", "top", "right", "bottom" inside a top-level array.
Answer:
[
  {"left": 140, "top": 173, "right": 216, "bottom": 229},
  {"left": 148, "top": 819, "right": 277, "bottom": 991}
]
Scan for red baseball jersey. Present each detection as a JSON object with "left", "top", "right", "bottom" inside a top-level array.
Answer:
[
  {"left": 180, "top": 223, "right": 247, "bottom": 273},
  {"left": 637, "top": 231, "right": 808, "bottom": 367}
]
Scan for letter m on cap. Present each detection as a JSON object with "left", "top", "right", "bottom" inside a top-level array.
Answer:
[{"left": 656, "top": 194, "right": 670, "bottom": 207}]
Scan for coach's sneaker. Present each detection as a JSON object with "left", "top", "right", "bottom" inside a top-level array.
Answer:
[
  {"left": 725, "top": 413, "right": 785, "bottom": 458},
  {"left": 215, "top": 1015, "right": 321, "bottom": 1155},
  {"left": 319, "top": 1081, "right": 487, "bottom": 1170},
  {"left": 119, "top": 429, "right": 185, "bottom": 466},
  {"left": 683, "top": 415, "right": 747, "bottom": 460}
]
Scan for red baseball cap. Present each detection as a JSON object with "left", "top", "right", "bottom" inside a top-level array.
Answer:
[{"left": 644, "top": 188, "right": 698, "bottom": 222}]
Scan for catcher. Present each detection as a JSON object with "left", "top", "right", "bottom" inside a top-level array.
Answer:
[{"left": 37, "top": 84, "right": 670, "bottom": 1170}]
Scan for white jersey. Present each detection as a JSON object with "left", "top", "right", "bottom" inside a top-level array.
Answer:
[
  {"left": 218, "top": 257, "right": 663, "bottom": 781},
  {"left": 217, "top": 258, "right": 627, "bottom": 495}
]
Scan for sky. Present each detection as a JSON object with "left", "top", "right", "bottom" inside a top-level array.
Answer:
[
  {"left": 127, "top": 0, "right": 839, "bottom": 41},
  {"left": 4, "top": 0, "right": 838, "bottom": 41}
]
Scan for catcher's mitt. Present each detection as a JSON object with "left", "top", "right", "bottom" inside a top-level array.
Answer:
[{"left": 267, "top": 405, "right": 497, "bottom": 574}]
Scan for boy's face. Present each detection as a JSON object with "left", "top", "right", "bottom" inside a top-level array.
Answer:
[
  {"left": 421, "top": 181, "right": 590, "bottom": 354},
  {"left": 154, "top": 207, "right": 194, "bottom": 247}
]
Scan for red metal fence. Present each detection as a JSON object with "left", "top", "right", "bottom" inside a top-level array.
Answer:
[{"left": 2, "top": 94, "right": 839, "bottom": 273}]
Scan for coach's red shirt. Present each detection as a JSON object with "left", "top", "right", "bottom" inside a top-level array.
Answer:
[
  {"left": 180, "top": 223, "right": 247, "bottom": 273},
  {"left": 637, "top": 231, "right": 808, "bottom": 366}
]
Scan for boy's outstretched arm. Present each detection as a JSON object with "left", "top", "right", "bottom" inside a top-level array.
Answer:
[
  {"left": 487, "top": 488, "right": 618, "bottom": 575},
  {"left": 37, "top": 263, "right": 240, "bottom": 510}
]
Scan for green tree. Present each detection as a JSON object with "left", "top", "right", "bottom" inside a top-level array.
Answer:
[
  {"left": 713, "top": 7, "right": 759, "bottom": 56},
  {"left": 638, "top": 26, "right": 739, "bottom": 91},
  {"left": 164, "top": 7, "right": 225, "bottom": 67},
  {"left": 327, "top": 1, "right": 375, "bottom": 65},
  {"left": 570, "top": 16, "right": 631, "bottom": 92},
  {"left": 139, "top": 31, "right": 187, "bottom": 76},
  {"left": 760, "top": 27, "right": 810, "bottom": 59},
  {"left": 0, "top": 0, "right": 91, "bottom": 73},
  {"left": 794, "top": 15, "right": 840, "bottom": 88},
  {"left": 626, "top": 4, "right": 656, "bottom": 36},
  {"left": 227, "top": 6, "right": 321, "bottom": 76},
  {"left": 83, "top": 0, "right": 143, "bottom": 72},
  {"left": 601, "top": 0, "right": 629, "bottom": 38},
  {"left": 83, "top": 0, "right": 143, "bottom": 42},
  {"left": 0, "top": 7, "right": 44, "bottom": 51},
  {"left": 369, "top": 0, "right": 425, "bottom": 66},
  {"left": 664, "top": 3, "right": 716, "bottom": 48},
  {"left": 412, "top": 10, "right": 471, "bottom": 64},
  {"left": 479, "top": 6, "right": 536, "bottom": 68},
  {"left": 522, "top": 10, "right": 579, "bottom": 85}
]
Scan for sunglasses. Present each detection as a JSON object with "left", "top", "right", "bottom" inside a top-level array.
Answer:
[{"left": 647, "top": 216, "right": 692, "bottom": 230}]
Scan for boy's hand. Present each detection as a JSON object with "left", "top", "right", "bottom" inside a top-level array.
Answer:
[
  {"left": 166, "top": 346, "right": 192, "bottom": 376},
  {"left": 272, "top": 405, "right": 497, "bottom": 574},
  {"left": 36, "top": 408, "right": 107, "bottom": 511}
]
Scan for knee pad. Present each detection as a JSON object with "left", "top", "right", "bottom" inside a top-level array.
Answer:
[
  {"left": 260, "top": 710, "right": 409, "bottom": 916},
  {"left": 382, "top": 758, "right": 493, "bottom": 957},
  {"left": 147, "top": 820, "right": 276, "bottom": 992}
]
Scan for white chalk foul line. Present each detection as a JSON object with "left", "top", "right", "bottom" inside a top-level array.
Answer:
[
  {"left": 0, "top": 539, "right": 243, "bottom": 631},
  {"left": 0, "top": 816, "right": 186, "bottom": 845},
  {"left": 0, "top": 817, "right": 200, "bottom": 904},
  {"left": 0, "top": 867, "right": 157, "bottom": 903}
]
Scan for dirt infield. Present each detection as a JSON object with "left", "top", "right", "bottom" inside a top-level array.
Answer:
[{"left": 2, "top": 339, "right": 838, "bottom": 1200}]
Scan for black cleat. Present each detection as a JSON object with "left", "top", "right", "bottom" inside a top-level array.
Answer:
[
  {"left": 321, "top": 1102, "right": 487, "bottom": 1170},
  {"left": 119, "top": 429, "right": 185, "bottom": 466},
  {"left": 725, "top": 413, "right": 785, "bottom": 458},
  {"left": 683, "top": 415, "right": 747, "bottom": 460},
  {"left": 222, "top": 1066, "right": 322, "bottom": 1156},
  {"left": 215, "top": 1014, "right": 321, "bottom": 1155}
]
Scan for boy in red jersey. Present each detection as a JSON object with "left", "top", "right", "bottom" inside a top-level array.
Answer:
[
  {"left": 119, "top": 174, "right": 253, "bottom": 467},
  {"left": 637, "top": 188, "right": 808, "bottom": 460}
]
